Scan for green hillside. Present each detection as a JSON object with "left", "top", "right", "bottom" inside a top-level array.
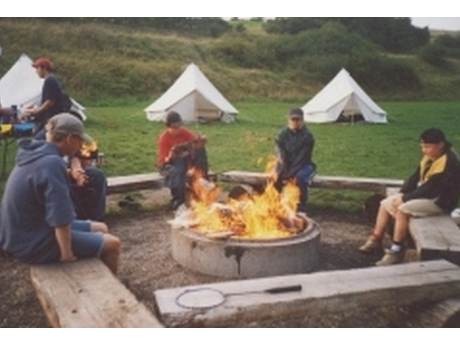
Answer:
[{"left": 1, "top": 18, "right": 460, "bottom": 105}]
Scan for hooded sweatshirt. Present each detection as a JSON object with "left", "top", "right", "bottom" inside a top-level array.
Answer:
[{"left": 0, "top": 139, "right": 75, "bottom": 262}]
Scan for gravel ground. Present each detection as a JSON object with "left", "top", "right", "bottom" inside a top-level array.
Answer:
[{"left": 0, "top": 189, "right": 437, "bottom": 327}]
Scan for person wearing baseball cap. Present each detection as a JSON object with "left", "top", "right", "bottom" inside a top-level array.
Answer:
[
  {"left": 359, "top": 128, "right": 460, "bottom": 266},
  {"left": 274, "top": 108, "right": 316, "bottom": 215},
  {"left": 0, "top": 114, "right": 121, "bottom": 274},
  {"left": 22, "top": 57, "right": 72, "bottom": 139}
]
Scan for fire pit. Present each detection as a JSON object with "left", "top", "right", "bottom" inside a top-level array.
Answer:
[
  {"left": 171, "top": 219, "right": 320, "bottom": 278},
  {"left": 168, "top": 161, "right": 321, "bottom": 278}
]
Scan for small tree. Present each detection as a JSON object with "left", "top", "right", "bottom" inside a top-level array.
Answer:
[{"left": 419, "top": 44, "right": 448, "bottom": 67}]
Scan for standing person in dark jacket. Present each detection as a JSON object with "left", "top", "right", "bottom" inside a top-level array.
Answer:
[
  {"left": 359, "top": 128, "right": 460, "bottom": 266},
  {"left": 21, "top": 57, "right": 71, "bottom": 139},
  {"left": 275, "top": 108, "right": 316, "bottom": 214}
]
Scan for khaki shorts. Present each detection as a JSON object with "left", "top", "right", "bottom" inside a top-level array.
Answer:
[{"left": 381, "top": 193, "right": 443, "bottom": 218}]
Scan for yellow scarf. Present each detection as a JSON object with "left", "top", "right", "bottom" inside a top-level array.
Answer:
[{"left": 419, "top": 154, "right": 447, "bottom": 183}]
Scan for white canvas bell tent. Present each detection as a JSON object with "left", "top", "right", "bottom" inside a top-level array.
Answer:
[
  {"left": 145, "top": 63, "right": 238, "bottom": 123},
  {"left": 302, "top": 68, "right": 387, "bottom": 124},
  {"left": 0, "top": 54, "right": 86, "bottom": 120}
]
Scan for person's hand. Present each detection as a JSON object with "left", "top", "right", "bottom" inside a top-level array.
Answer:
[
  {"left": 392, "top": 194, "right": 404, "bottom": 208},
  {"left": 18, "top": 110, "right": 33, "bottom": 121},
  {"left": 60, "top": 252, "right": 77, "bottom": 263},
  {"left": 197, "top": 134, "right": 207, "bottom": 145},
  {"left": 70, "top": 167, "right": 89, "bottom": 187}
]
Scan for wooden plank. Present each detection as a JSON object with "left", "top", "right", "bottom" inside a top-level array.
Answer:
[
  {"left": 31, "top": 259, "right": 162, "bottom": 328},
  {"left": 410, "top": 216, "right": 460, "bottom": 263},
  {"left": 219, "top": 171, "right": 404, "bottom": 193},
  {"left": 107, "top": 171, "right": 217, "bottom": 194},
  {"left": 107, "top": 173, "right": 165, "bottom": 195},
  {"left": 386, "top": 187, "right": 400, "bottom": 196},
  {"left": 407, "top": 298, "right": 460, "bottom": 327},
  {"left": 154, "top": 260, "right": 460, "bottom": 327}
]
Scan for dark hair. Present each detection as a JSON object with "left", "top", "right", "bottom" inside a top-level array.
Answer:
[
  {"left": 289, "top": 108, "right": 304, "bottom": 117},
  {"left": 420, "top": 128, "right": 451, "bottom": 149},
  {"left": 165, "top": 111, "right": 182, "bottom": 127}
]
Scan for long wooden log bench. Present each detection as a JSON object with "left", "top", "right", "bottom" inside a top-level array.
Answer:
[
  {"left": 31, "top": 259, "right": 163, "bottom": 327},
  {"left": 219, "top": 170, "right": 404, "bottom": 194},
  {"left": 106, "top": 171, "right": 405, "bottom": 196},
  {"left": 107, "top": 172, "right": 165, "bottom": 195},
  {"left": 154, "top": 260, "right": 460, "bottom": 327},
  {"left": 106, "top": 171, "right": 219, "bottom": 195}
]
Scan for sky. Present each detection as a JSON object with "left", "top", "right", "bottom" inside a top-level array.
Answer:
[{"left": 411, "top": 17, "right": 460, "bottom": 31}]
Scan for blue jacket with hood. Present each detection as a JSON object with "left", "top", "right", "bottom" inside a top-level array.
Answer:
[{"left": 0, "top": 139, "right": 75, "bottom": 262}]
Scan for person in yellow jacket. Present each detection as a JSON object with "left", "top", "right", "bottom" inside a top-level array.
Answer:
[{"left": 359, "top": 128, "right": 460, "bottom": 266}]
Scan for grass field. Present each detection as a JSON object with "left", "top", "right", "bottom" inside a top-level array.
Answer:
[
  {"left": 82, "top": 100, "right": 460, "bottom": 177},
  {"left": 2, "top": 100, "right": 459, "bottom": 212}
]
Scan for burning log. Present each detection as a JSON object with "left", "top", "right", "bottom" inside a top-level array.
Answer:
[
  {"left": 228, "top": 184, "right": 254, "bottom": 201},
  {"left": 171, "top": 157, "right": 309, "bottom": 240},
  {"left": 278, "top": 214, "right": 309, "bottom": 234}
]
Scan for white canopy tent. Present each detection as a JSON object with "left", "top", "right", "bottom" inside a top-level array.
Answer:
[
  {"left": 145, "top": 63, "right": 238, "bottom": 123},
  {"left": 302, "top": 68, "right": 387, "bottom": 124},
  {"left": 0, "top": 54, "right": 86, "bottom": 120}
]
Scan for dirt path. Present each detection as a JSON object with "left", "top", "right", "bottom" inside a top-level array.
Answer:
[{"left": 1, "top": 197, "right": 393, "bottom": 327}]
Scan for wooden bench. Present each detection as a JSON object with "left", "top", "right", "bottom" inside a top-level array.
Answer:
[
  {"left": 407, "top": 298, "right": 460, "bottom": 327},
  {"left": 31, "top": 259, "right": 162, "bottom": 327},
  {"left": 410, "top": 216, "right": 460, "bottom": 264},
  {"left": 155, "top": 260, "right": 460, "bottom": 327},
  {"left": 385, "top": 188, "right": 460, "bottom": 264},
  {"left": 107, "top": 173, "right": 165, "bottom": 195},
  {"left": 106, "top": 171, "right": 217, "bottom": 195},
  {"left": 219, "top": 171, "right": 404, "bottom": 194}
]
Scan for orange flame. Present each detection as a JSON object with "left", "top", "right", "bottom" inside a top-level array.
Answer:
[
  {"left": 184, "top": 157, "right": 304, "bottom": 239},
  {"left": 79, "top": 140, "right": 98, "bottom": 159}
]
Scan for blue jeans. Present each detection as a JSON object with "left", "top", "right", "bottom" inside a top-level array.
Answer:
[
  {"left": 276, "top": 164, "right": 316, "bottom": 213},
  {"left": 294, "top": 164, "right": 316, "bottom": 213},
  {"left": 71, "top": 167, "right": 107, "bottom": 221},
  {"left": 161, "top": 147, "right": 209, "bottom": 205}
]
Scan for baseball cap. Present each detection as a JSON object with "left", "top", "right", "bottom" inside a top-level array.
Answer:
[
  {"left": 48, "top": 113, "right": 91, "bottom": 143},
  {"left": 288, "top": 108, "right": 304, "bottom": 120},
  {"left": 32, "top": 57, "right": 54, "bottom": 71}
]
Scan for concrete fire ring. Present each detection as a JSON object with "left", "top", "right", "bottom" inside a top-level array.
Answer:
[{"left": 171, "top": 220, "right": 321, "bottom": 279}]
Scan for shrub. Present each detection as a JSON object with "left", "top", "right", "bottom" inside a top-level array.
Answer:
[{"left": 419, "top": 44, "right": 448, "bottom": 67}]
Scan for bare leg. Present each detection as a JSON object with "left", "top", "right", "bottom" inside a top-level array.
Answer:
[
  {"left": 393, "top": 210, "right": 410, "bottom": 243},
  {"left": 372, "top": 205, "right": 392, "bottom": 239},
  {"left": 90, "top": 221, "right": 109, "bottom": 234},
  {"left": 100, "top": 234, "right": 121, "bottom": 274}
]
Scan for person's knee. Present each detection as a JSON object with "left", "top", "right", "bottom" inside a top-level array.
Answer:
[
  {"left": 395, "top": 209, "right": 410, "bottom": 219},
  {"left": 91, "top": 221, "right": 109, "bottom": 234},
  {"left": 101, "top": 234, "right": 121, "bottom": 255},
  {"left": 85, "top": 167, "right": 107, "bottom": 188}
]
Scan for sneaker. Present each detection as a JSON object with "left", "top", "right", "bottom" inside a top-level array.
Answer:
[
  {"left": 375, "top": 249, "right": 405, "bottom": 266},
  {"left": 358, "top": 236, "right": 382, "bottom": 254},
  {"left": 170, "top": 198, "right": 185, "bottom": 211}
]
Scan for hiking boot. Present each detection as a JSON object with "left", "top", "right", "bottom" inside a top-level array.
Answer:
[
  {"left": 358, "top": 236, "right": 382, "bottom": 254},
  {"left": 375, "top": 249, "right": 405, "bottom": 266}
]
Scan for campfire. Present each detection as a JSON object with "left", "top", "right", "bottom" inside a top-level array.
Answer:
[
  {"left": 77, "top": 139, "right": 99, "bottom": 160},
  {"left": 170, "top": 158, "right": 309, "bottom": 240}
]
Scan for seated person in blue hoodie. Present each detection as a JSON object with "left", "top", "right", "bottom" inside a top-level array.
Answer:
[{"left": 0, "top": 114, "right": 121, "bottom": 273}]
